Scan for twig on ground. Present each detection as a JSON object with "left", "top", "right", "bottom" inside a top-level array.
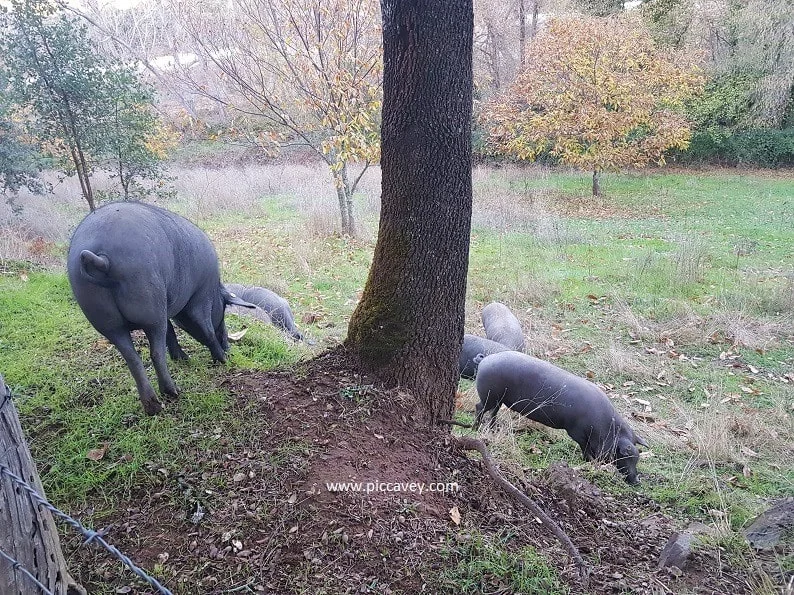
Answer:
[{"left": 455, "top": 435, "right": 590, "bottom": 584}]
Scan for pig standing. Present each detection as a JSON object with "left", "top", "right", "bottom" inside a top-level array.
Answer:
[
  {"left": 67, "top": 202, "right": 253, "bottom": 415},
  {"left": 475, "top": 351, "right": 648, "bottom": 483},
  {"left": 481, "top": 302, "right": 525, "bottom": 351}
]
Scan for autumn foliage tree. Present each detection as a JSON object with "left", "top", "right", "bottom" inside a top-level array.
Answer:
[
  {"left": 482, "top": 16, "right": 704, "bottom": 195},
  {"left": 175, "top": 0, "right": 381, "bottom": 235}
]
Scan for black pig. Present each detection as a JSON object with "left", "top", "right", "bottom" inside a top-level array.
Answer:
[
  {"left": 475, "top": 351, "right": 648, "bottom": 483},
  {"left": 67, "top": 202, "right": 253, "bottom": 415},
  {"left": 224, "top": 283, "right": 304, "bottom": 340}
]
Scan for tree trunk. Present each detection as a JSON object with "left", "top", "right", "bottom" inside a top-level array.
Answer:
[
  {"left": 519, "top": 0, "right": 526, "bottom": 68},
  {"left": 592, "top": 170, "right": 601, "bottom": 196},
  {"left": 346, "top": 0, "right": 473, "bottom": 425},
  {"left": 485, "top": 21, "right": 501, "bottom": 89},
  {"left": 0, "top": 375, "right": 86, "bottom": 595},
  {"left": 340, "top": 163, "right": 356, "bottom": 236},
  {"left": 336, "top": 181, "right": 350, "bottom": 234},
  {"left": 68, "top": 145, "right": 95, "bottom": 212},
  {"left": 74, "top": 144, "right": 95, "bottom": 211},
  {"left": 531, "top": 0, "right": 539, "bottom": 38}
]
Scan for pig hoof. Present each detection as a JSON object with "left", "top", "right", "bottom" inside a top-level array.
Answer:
[
  {"left": 142, "top": 399, "right": 163, "bottom": 415},
  {"left": 159, "top": 383, "right": 180, "bottom": 398},
  {"left": 170, "top": 350, "right": 189, "bottom": 361}
]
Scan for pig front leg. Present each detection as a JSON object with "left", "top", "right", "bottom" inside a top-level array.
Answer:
[{"left": 166, "top": 321, "right": 189, "bottom": 360}]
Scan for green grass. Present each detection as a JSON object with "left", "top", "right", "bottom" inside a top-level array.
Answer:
[
  {"left": 1, "top": 166, "right": 792, "bottom": 584},
  {"left": 0, "top": 273, "right": 301, "bottom": 505},
  {"left": 436, "top": 531, "right": 568, "bottom": 594}
]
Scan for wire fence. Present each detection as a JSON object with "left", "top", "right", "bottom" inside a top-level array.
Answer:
[{"left": 0, "top": 384, "right": 174, "bottom": 595}]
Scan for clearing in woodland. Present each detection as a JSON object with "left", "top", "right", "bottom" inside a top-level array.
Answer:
[{"left": 0, "top": 163, "right": 791, "bottom": 593}]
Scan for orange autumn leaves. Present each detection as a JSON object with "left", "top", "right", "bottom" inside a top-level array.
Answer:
[{"left": 481, "top": 16, "right": 704, "bottom": 174}]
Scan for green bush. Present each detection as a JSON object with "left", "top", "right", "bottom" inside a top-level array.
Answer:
[{"left": 681, "top": 128, "right": 794, "bottom": 167}]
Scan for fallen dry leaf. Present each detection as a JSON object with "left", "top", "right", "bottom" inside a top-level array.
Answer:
[
  {"left": 449, "top": 506, "right": 461, "bottom": 525},
  {"left": 302, "top": 312, "right": 322, "bottom": 324},
  {"left": 86, "top": 442, "right": 109, "bottom": 461},
  {"left": 740, "top": 446, "right": 759, "bottom": 458}
]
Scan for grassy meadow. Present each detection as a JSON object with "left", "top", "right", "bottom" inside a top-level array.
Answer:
[{"left": 0, "top": 160, "right": 792, "bottom": 590}]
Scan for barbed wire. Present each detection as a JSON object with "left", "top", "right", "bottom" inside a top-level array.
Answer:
[
  {"left": 0, "top": 459, "right": 174, "bottom": 595},
  {"left": 0, "top": 547, "right": 54, "bottom": 595}
]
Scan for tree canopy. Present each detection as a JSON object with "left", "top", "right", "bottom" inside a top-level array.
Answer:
[
  {"left": 0, "top": 0, "right": 169, "bottom": 210},
  {"left": 174, "top": 0, "right": 382, "bottom": 235},
  {"left": 481, "top": 15, "right": 704, "bottom": 194}
]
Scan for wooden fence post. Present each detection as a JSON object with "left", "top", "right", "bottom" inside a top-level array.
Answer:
[{"left": 0, "top": 373, "right": 86, "bottom": 595}]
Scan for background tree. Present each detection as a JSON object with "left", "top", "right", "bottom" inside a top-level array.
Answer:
[
  {"left": 482, "top": 16, "right": 703, "bottom": 195},
  {"left": 172, "top": 0, "right": 382, "bottom": 235},
  {"left": 572, "top": 0, "right": 624, "bottom": 16},
  {"left": 727, "top": 0, "right": 793, "bottom": 129},
  {"left": 100, "top": 69, "right": 175, "bottom": 201},
  {"left": 346, "top": 0, "right": 473, "bottom": 424},
  {"left": 0, "top": 73, "right": 46, "bottom": 199},
  {"left": 640, "top": 0, "right": 793, "bottom": 166},
  {"left": 473, "top": 0, "right": 518, "bottom": 91},
  {"left": 0, "top": 0, "right": 169, "bottom": 210}
]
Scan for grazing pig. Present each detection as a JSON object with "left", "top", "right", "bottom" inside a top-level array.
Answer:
[
  {"left": 226, "top": 302, "right": 273, "bottom": 326},
  {"left": 224, "top": 283, "right": 304, "bottom": 340},
  {"left": 475, "top": 351, "right": 648, "bottom": 483},
  {"left": 481, "top": 302, "right": 525, "bottom": 351},
  {"left": 67, "top": 202, "right": 254, "bottom": 415},
  {"left": 459, "top": 334, "right": 511, "bottom": 379}
]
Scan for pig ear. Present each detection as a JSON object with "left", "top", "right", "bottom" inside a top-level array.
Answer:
[
  {"left": 221, "top": 287, "right": 256, "bottom": 309},
  {"left": 634, "top": 434, "right": 649, "bottom": 448}
]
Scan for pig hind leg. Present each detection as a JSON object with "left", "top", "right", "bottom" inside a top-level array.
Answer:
[
  {"left": 108, "top": 331, "right": 163, "bottom": 415},
  {"left": 174, "top": 307, "right": 227, "bottom": 362},
  {"left": 143, "top": 320, "right": 180, "bottom": 398}
]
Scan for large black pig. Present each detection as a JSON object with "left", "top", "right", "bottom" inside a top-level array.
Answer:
[
  {"left": 475, "top": 351, "right": 648, "bottom": 483},
  {"left": 67, "top": 202, "right": 253, "bottom": 415}
]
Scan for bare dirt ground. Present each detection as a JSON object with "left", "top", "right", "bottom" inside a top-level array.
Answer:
[{"left": 64, "top": 348, "right": 775, "bottom": 594}]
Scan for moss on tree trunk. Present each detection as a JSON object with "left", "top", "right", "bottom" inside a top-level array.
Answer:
[{"left": 346, "top": 0, "right": 474, "bottom": 425}]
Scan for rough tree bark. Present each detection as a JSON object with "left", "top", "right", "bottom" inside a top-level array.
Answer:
[
  {"left": 346, "top": 0, "right": 474, "bottom": 424},
  {"left": 0, "top": 374, "right": 85, "bottom": 595}
]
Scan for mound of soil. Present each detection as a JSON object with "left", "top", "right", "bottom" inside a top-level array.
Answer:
[{"left": 64, "top": 348, "right": 758, "bottom": 594}]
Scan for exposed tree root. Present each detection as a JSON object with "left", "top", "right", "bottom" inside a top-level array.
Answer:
[
  {"left": 439, "top": 419, "right": 473, "bottom": 428},
  {"left": 455, "top": 436, "right": 590, "bottom": 584}
]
